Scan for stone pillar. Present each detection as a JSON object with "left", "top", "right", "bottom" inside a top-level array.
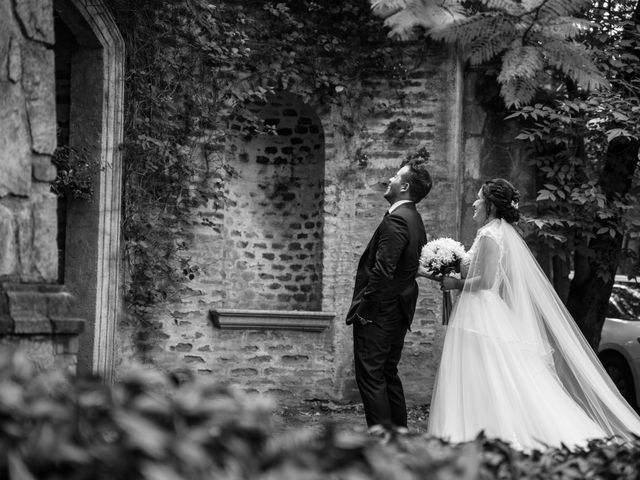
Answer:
[
  {"left": 459, "top": 65, "right": 535, "bottom": 245},
  {"left": 0, "top": 0, "right": 84, "bottom": 373}
]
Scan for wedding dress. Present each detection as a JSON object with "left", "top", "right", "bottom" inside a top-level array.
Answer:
[{"left": 427, "top": 219, "right": 640, "bottom": 450}]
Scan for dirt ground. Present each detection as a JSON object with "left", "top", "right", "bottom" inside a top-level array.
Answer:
[{"left": 273, "top": 400, "right": 430, "bottom": 434}]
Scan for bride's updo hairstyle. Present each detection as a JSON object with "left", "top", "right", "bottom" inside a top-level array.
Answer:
[{"left": 482, "top": 178, "right": 520, "bottom": 223}]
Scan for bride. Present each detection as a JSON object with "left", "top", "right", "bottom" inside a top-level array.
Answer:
[{"left": 425, "top": 178, "right": 640, "bottom": 450}]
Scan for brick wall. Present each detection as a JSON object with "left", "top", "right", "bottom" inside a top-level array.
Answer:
[
  {"left": 323, "top": 49, "right": 460, "bottom": 402},
  {"left": 224, "top": 93, "right": 325, "bottom": 311},
  {"left": 117, "top": 46, "right": 462, "bottom": 407}
]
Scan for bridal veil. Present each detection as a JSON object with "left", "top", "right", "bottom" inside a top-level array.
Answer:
[{"left": 450, "top": 219, "right": 640, "bottom": 442}]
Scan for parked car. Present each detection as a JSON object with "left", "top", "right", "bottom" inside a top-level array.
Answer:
[{"left": 598, "top": 276, "right": 640, "bottom": 410}]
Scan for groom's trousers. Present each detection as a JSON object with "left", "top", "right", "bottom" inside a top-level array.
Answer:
[{"left": 353, "top": 302, "right": 408, "bottom": 429}]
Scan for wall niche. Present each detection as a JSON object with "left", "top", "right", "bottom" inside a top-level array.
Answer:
[{"left": 223, "top": 92, "right": 325, "bottom": 311}]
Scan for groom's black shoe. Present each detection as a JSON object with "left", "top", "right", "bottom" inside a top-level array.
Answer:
[
  {"left": 391, "top": 426, "right": 409, "bottom": 435},
  {"left": 366, "top": 424, "right": 389, "bottom": 436},
  {"left": 366, "top": 424, "right": 391, "bottom": 443},
  {"left": 366, "top": 424, "right": 409, "bottom": 444}
]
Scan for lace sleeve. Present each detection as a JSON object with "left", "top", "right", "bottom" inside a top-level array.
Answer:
[
  {"left": 477, "top": 223, "right": 502, "bottom": 246},
  {"left": 458, "top": 222, "right": 504, "bottom": 292}
]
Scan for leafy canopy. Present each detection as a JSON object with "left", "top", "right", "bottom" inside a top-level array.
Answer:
[
  {"left": 371, "top": 0, "right": 609, "bottom": 106},
  {"left": 507, "top": 2, "right": 640, "bottom": 282}
]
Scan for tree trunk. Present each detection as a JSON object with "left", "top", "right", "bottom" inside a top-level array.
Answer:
[{"left": 566, "top": 136, "right": 639, "bottom": 349}]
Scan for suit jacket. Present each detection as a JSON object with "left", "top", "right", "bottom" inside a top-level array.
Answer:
[{"left": 347, "top": 202, "right": 427, "bottom": 328}]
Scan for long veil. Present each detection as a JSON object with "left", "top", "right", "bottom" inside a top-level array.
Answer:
[{"left": 456, "top": 219, "right": 640, "bottom": 441}]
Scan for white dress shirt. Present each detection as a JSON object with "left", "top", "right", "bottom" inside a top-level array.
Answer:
[{"left": 387, "top": 200, "right": 414, "bottom": 214}]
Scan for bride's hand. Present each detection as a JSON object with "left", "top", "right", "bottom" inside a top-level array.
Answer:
[
  {"left": 441, "top": 276, "right": 462, "bottom": 291},
  {"left": 417, "top": 266, "right": 441, "bottom": 282}
]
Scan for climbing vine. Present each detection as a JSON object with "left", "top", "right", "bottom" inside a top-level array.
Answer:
[
  {"left": 51, "top": 144, "right": 98, "bottom": 201},
  {"left": 107, "top": 0, "right": 418, "bottom": 316}
]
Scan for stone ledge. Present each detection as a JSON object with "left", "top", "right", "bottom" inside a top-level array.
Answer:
[
  {"left": 0, "top": 315, "right": 13, "bottom": 334},
  {"left": 0, "top": 283, "right": 84, "bottom": 335},
  {"left": 51, "top": 317, "right": 85, "bottom": 335},
  {"left": 210, "top": 309, "right": 334, "bottom": 332}
]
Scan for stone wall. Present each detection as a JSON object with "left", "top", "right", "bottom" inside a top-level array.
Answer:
[
  {"left": 1, "top": 0, "right": 58, "bottom": 282},
  {"left": 117, "top": 45, "right": 462, "bottom": 407},
  {"left": 0, "top": 0, "right": 84, "bottom": 374},
  {"left": 459, "top": 67, "right": 535, "bottom": 245}
]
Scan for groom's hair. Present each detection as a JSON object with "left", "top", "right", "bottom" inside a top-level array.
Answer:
[{"left": 401, "top": 152, "right": 432, "bottom": 202}]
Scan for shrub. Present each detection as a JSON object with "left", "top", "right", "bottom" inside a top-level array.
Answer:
[{"left": 1, "top": 350, "right": 639, "bottom": 479}]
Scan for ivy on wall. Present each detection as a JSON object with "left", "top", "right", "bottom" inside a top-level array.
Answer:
[
  {"left": 105, "top": 0, "right": 422, "bottom": 316},
  {"left": 51, "top": 144, "right": 99, "bottom": 201}
]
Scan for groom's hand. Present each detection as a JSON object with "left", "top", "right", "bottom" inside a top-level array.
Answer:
[{"left": 356, "top": 314, "right": 373, "bottom": 326}]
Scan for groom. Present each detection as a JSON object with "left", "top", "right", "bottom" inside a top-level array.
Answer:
[{"left": 347, "top": 156, "right": 431, "bottom": 431}]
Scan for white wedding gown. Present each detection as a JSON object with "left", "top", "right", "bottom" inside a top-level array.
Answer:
[{"left": 428, "top": 219, "right": 640, "bottom": 451}]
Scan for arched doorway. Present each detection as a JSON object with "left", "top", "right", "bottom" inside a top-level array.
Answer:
[{"left": 53, "top": 0, "right": 124, "bottom": 380}]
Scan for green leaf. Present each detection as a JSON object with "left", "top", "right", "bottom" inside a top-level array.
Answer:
[
  {"left": 539, "top": 39, "right": 609, "bottom": 92},
  {"left": 7, "top": 452, "right": 36, "bottom": 480},
  {"left": 539, "top": 17, "right": 594, "bottom": 40},
  {"left": 609, "top": 58, "right": 624, "bottom": 68},
  {"left": 606, "top": 128, "right": 633, "bottom": 142},
  {"left": 141, "top": 462, "right": 184, "bottom": 480},
  {"left": 501, "top": 75, "right": 538, "bottom": 107},
  {"left": 611, "top": 111, "right": 629, "bottom": 121},
  {"left": 536, "top": 190, "right": 555, "bottom": 201},
  {"left": 538, "top": 0, "right": 591, "bottom": 17},
  {"left": 113, "top": 411, "right": 170, "bottom": 458},
  {"left": 498, "top": 46, "right": 544, "bottom": 82}
]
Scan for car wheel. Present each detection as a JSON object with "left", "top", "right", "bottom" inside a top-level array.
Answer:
[{"left": 602, "top": 355, "right": 637, "bottom": 408}]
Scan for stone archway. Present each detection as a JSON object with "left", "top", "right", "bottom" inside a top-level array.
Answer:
[{"left": 53, "top": 0, "right": 124, "bottom": 381}]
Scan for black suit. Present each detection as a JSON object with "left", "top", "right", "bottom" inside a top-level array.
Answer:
[{"left": 347, "top": 202, "right": 426, "bottom": 428}]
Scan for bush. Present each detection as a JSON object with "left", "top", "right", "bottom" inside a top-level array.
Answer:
[{"left": 1, "top": 351, "right": 639, "bottom": 479}]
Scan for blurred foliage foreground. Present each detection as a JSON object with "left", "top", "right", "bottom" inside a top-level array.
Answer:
[{"left": 0, "top": 352, "right": 639, "bottom": 480}]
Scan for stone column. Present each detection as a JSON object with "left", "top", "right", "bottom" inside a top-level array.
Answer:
[{"left": 0, "top": 0, "right": 84, "bottom": 372}]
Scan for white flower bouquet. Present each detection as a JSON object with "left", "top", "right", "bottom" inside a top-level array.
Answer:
[{"left": 420, "top": 238, "right": 466, "bottom": 325}]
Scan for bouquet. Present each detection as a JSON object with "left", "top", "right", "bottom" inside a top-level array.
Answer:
[{"left": 419, "top": 238, "right": 466, "bottom": 325}]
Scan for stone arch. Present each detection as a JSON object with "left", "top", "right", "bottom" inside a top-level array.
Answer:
[
  {"left": 53, "top": 0, "right": 124, "bottom": 381},
  {"left": 223, "top": 92, "right": 325, "bottom": 311}
]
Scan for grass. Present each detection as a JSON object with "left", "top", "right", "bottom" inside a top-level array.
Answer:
[{"left": 274, "top": 400, "right": 431, "bottom": 433}]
